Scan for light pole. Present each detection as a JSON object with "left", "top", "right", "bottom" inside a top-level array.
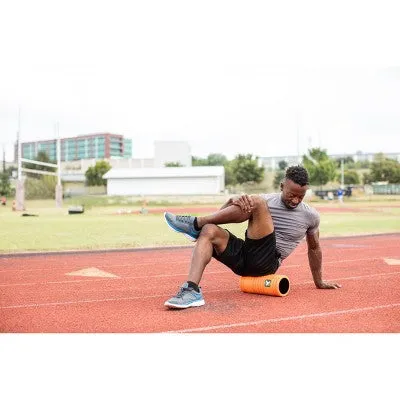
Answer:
[
  {"left": 340, "top": 157, "right": 344, "bottom": 189},
  {"left": 15, "top": 106, "right": 25, "bottom": 211},
  {"left": 55, "top": 122, "right": 63, "bottom": 208}
]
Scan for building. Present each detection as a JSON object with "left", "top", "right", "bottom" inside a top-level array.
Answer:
[
  {"left": 103, "top": 166, "right": 225, "bottom": 196},
  {"left": 259, "top": 155, "right": 303, "bottom": 170},
  {"left": 62, "top": 157, "right": 154, "bottom": 173},
  {"left": 260, "top": 151, "right": 400, "bottom": 170},
  {"left": 329, "top": 152, "right": 400, "bottom": 163},
  {"left": 16, "top": 133, "right": 132, "bottom": 162},
  {"left": 59, "top": 139, "right": 192, "bottom": 173}
]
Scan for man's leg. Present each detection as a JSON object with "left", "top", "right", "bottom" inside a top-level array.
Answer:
[
  {"left": 164, "top": 224, "right": 229, "bottom": 309},
  {"left": 187, "top": 224, "right": 230, "bottom": 284},
  {"left": 186, "top": 195, "right": 274, "bottom": 283},
  {"left": 164, "top": 195, "right": 271, "bottom": 240},
  {"left": 164, "top": 195, "right": 274, "bottom": 308},
  {"left": 196, "top": 195, "right": 274, "bottom": 239}
]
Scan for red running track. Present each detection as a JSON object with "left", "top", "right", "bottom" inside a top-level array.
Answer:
[{"left": 1, "top": 234, "right": 399, "bottom": 333}]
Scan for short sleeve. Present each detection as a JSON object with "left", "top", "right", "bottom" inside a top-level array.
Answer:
[
  {"left": 306, "top": 208, "right": 320, "bottom": 235},
  {"left": 260, "top": 193, "right": 274, "bottom": 202}
]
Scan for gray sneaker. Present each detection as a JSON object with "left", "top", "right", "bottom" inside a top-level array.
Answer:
[
  {"left": 164, "top": 212, "right": 200, "bottom": 241},
  {"left": 164, "top": 282, "right": 205, "bottom": 309}
]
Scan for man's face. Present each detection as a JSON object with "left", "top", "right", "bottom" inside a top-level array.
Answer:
[{"left": 280, "top": 179, "right": 308, "bottom": 209}]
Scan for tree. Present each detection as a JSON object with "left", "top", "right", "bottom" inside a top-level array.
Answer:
[
  {"left": 165, "top": 161, "right": 183, "bottom": 167},
  {"left": 85, "top": 160, "right": 112, "bottom": 186},
  {"left": 193, "top": 153, "right": 234, "bottom": 186},
  {"left": 192, "top": 153, "right": 227, "bottom": 166},
  {"left": 363, "top": 172, "right": 372, "bottom": 184},
  {"left": 230, "top": 154, "right": 264, "bottom": 185},
  {"left": 273, "top": 171, "right": 285, "bottom": 189},
  {"left": 224, "top": 162, "right": 236, "bottom": 186},
  {"left": 278, "top": 160, "right": 288, "bottom": 170},
  {"left": 0, "top": 172, "right": 11, "bottom": 196},
  {"left": 273, "top": 161, "right": 288, "bottom": 189},
  {"left": 25, "top": 175, "right": 57, "bottom": 199},
  {"left": 337, "top": 170, "right": 360, "bottom": 185},
  {"left": 335, "top": 156, "right": 354, "bottom": 168},
  {"left": 302, "top": 148, "right": 337, "bottom": 186},
  {"left": 192, "top": 156, "right": 207, "bottom": 166},
  {"left": 206, "top": 153, "right": 228, "bottom": 166},
  {"left": 354, "top": 160, "right": 371, "bottom": 169},
  {"left": 365, "top": 153, "right": 400, "bottom": 183}
]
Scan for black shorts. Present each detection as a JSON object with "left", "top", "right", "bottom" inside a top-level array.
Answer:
[{"left": 212, "top": 230, "right": 281, "bottom": 276}]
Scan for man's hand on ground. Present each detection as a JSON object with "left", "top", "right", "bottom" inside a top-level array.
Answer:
[{"left": 315, "top": 280, "right": 342, "bottom": 289}]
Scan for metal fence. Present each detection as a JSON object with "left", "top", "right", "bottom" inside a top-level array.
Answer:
[{"left": 372, "top": 184, "right": 400, "bottom": 194}]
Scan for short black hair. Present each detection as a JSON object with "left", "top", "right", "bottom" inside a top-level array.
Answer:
[{"left": 285, "top": 165, "right": 309, "bottom": 186}]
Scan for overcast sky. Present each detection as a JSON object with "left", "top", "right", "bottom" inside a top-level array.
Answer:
[{"left": 1, "top": 0, "right": 399, "bottom": 162}]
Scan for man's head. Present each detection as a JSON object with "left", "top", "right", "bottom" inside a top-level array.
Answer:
[{"left": 280, "top": 165, "right": 309, "bottom": 209}]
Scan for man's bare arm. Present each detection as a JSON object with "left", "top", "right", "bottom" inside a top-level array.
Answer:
[
  {"left": 306, "top": 230, "right": 341, "bottom": 289},
  {"left": 219, "top": 197, "right": 235, "bottom": 210},
  {"left": 219, "top": 194, "right": 255, "bottom": 212}
]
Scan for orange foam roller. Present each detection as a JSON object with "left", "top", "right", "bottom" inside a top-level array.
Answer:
[{"left": 239, "top": 274, "right": 290, "bottom": 297}]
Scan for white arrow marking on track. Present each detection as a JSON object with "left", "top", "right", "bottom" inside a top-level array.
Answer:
[
  {"left": 384, "top": 258, "right": 400, "bottom": 266},
  {"left": 66, "top": 267, "right": 119, "bottom": 278}
]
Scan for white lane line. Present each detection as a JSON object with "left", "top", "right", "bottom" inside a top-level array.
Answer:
[
  {"left": 0, "top": 260, "right": 186, "bottom": 273},
  {"left": 1, "top": 266, "right": 399, "bottom": 288},
  {"left": 0, "top": 294, "right": 166, "bottom": 309},
  {"left": 1, "top": 266, "right": 400, "bottom": 292},
  {"left": 1, "top": 271, "right": 400, "bottom": 309},
  {"left": 0, "top": 256, "right": 394, "bottom": 286},
  {"left": 1, "top": 242, "right": 399, "bottom": 272},
  {"left": 283, "top": 256, "right": 389, "bottom": 269},
  {"left": 163, "top": 303, "right": 400, "bottom": 333},
  {"left": 0, "top": 270, "right": 227, "bottom": 287},
  {"left": 0, "top": 253, "right": 396, "bottom": 275},
  {"left": 296, "top": 271, "right": 400, "bottom": 285}
]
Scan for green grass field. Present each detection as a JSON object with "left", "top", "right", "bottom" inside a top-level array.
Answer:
[{"left": 1, "top": 197, "right": 399, "bottom": 253}]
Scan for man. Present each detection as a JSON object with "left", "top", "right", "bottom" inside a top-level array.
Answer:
[
  {"left": 163, "top": 165, "right": 341, "bottom": 309},
  {"left": 337, "top": 188, "right": 344, "bottom": 203}
]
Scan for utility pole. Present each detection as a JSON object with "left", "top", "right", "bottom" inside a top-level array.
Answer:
[
  {"left": 341, "top": 157, "right": 344, "bottom": 188},
  {"left": 296, "top": 112, "right": 300, "bottom": 163},
  {"left": 15, "top": 106, "right": 25, "bottom": 211},
  {"left": 2, "top": 144, "right": 5, "bottom": 173},
  {"left": 55, "top": 122, "right": 63, "bottom": 208}
]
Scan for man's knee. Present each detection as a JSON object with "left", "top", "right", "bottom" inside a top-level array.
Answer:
[
  {"left": 199, "top": 224, "right": 229, "bottom": 251},
  {"left": 199, "top": 224, "right": 221, "bottom": 240},
  {"left": 250, "top": 195, "right": 267, "bottom": 211}
]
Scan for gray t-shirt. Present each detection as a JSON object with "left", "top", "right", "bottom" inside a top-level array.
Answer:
[{"left": 260, "top": 193, "right": 320, "bottom": 260}]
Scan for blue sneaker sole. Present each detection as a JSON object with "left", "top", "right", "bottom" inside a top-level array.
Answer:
[{"left": 163, "top": 212, "right": 198, "bottom": 242}]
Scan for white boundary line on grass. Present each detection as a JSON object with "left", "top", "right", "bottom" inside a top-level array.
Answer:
[{"left": 163, "top": 303, "right": 400, "bottom": 333}]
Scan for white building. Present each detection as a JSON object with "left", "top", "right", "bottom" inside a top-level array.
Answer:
[
  {"left": 103, "top": 166, "right": 225, "bottom": 196},
  {"left": 260, "top": 151, "right": 400, "bottom": 170}
]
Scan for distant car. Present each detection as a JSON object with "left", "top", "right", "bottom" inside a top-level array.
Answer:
[{"left": 314, "top": 187, "right": 352, "bottom": 199}]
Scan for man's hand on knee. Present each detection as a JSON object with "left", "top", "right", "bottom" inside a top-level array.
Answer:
[{"left": 231, "top": 194, "right": 255, "bottom": 213}]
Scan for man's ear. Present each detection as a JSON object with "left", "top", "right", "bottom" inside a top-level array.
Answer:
[{"left": 280, "top": 182, "right": 284, "bottom": 191}]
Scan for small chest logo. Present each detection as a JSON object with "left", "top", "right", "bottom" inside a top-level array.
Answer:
[{"left": 264, "top": 279, "right": 272, "bottom": 287}]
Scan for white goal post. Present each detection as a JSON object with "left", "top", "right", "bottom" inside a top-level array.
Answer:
[{"left": 15, "top": 138, "right": 62, "bottom": 210}]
